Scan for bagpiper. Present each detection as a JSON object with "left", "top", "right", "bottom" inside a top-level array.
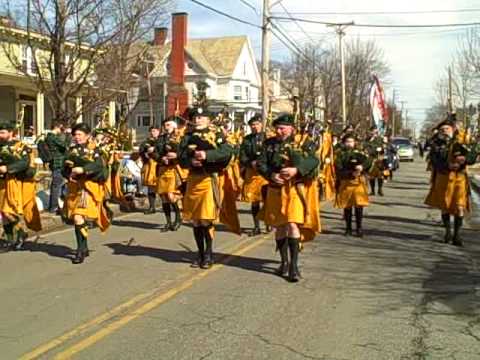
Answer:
[
  {"left": 364, "top": 125, "right": 387, "bottom": 196},
  {"left": 257, "top": 114, "right": 321, "bottom": 282},
  {"left": 239, "top": 114, "right": 268, "bottom": 236},
  {"left": 0, "top": 121, "right": 41, "bottom": 251},
  {"left": 62, "top": 123, "right": 110, "bottom": 264},
  {"left": 178, "top": 107, "right": 234, "bottom": 269},
  {"left": 154, "top": 116, "right": 184, "bottom": 232},
  {"left": 139, "top": 126, "right": 161, "bottom": 214},
  {"left": 334, "top": 133, "right": 371, "bottom": 237},
  {"left": 425, "top": 116, "right": 478, "bottom": 246}
]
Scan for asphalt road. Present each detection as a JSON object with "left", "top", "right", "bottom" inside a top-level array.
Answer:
[{"left": 2, "top": 158, "right": 480, "bottom": 360}]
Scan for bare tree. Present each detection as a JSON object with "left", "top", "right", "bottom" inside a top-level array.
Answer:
[{"left": 0, "top": 0, "right": 173, "bottom": 124}]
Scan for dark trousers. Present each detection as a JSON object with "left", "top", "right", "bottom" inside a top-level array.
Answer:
[{"left": 49, "top": 169, "right": 64, "bottom": 212}]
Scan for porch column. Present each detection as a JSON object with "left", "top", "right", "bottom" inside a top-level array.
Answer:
[
  {"left": 75, "top": 96, "right": 83, "bottom": 123},
  {"left": 108, "top": 100, "right": 116, "bottom": 127},
  {"left": 36, "top": 92, "right": 44, "bottom": 135}
]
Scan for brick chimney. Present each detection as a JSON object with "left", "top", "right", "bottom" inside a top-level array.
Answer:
[
  {"left": 167, "top": 12, "right": 189, "bottom": 118},
  {"left": 153, "top": 27, "right": 168, "bottom": 46}
]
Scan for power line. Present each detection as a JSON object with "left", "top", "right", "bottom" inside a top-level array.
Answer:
[
  {"left": 271, "top": 16, "right": 480, "bottom": 28},
  {"left": 189, "top": 0, "right": 261, "bottom": 29},
  {"left": 270, "top": 8, "right": 480, "bottom": 16},
  {"left": 277, "top": 2, "right": 315, "bottom": 43}
]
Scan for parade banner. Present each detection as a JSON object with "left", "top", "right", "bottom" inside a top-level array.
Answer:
[{"left": 370, "top": 75, "right": 388, "bottom": 133}]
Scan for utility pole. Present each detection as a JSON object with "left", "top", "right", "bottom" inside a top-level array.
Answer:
[
  {"left": 261, "top": 0, "right": 271, "bottom": 125},
  {"left": 448, "top": 66, "right": 453, "bottom": 113},
  {"left": 405, "top": 109, "right": 409, "bottom": 136},
  {"left": 328, "top": 22, "right": 353, "bottom": 127},
  {"left": 400, "top": 100, "right": 407, "bottom": 136},
  {"left": 391, "top": 89, "right": 396, "bottom": 137}
]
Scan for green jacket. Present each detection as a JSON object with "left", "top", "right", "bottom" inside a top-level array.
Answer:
[
  {"left": 239, "top": 132, "right": 265, "bottom": 168},
  {"left": 429, "top": 134, "right": 478, "bottom": 173},
  {"left": 45, "top": 132, "right": 71, "bottom": 170},
  {"left": 335, "top": 148, "right": 371, "bottom": 180},
  {"left": 0, "top": 140, "right": 34, "bottom": 179},
  {"left": 62, "top": 143, "right": 108, "bottom": 182},
  {"left": 256, "top": 135, "right": 319, "bottom": 181},
  {"left": 178, "top": 126, "right": 233, "bottom": 175}
]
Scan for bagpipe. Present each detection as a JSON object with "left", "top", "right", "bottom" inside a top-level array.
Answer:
[
  {"left": 344, "top": 150, "right": 369, "bottom": 179},
  {"left": 64, "top": 144, "right": 108, "bottom": 182},
  {"left": 0, "top": 144, "right": 18, "bottom": 179}
]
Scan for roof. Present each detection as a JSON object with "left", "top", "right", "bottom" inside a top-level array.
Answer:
[{"left": 149, "top": 36, "right": 248, "bottom": 77}]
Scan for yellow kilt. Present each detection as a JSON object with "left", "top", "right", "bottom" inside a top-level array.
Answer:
[
  {"left": 66, "top": 179, "right": 110, "bottom": 232},
  {"left": 183, "top": 173, "right": 218, "bottom": 221},
  {"left": 141, "top": 160, "right": 158, "bottom": 188},
  {"left": 241, "top": 167, "right": 268, "bottom": 203},
  {"left": 156, "top": 166, "right": 180, "bottom": 195},
  {"left": 425, "top": 171, "right": 470, "bottom": 215},
  {"left": 335, "top": 176, "right": 370, "bottom": 209},
  {"left": 260, "top": 180, "right": 321, "bottom": 242},
  {"left": 322, "top": 163, "right": 336, "bottom": 202},
  {"left": 0, "top": 176, "right": 42, "bottom": 231}
]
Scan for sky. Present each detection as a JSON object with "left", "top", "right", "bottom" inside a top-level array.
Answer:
[{"left": 173, "top": 0, "right": 480, "bottom": 131}]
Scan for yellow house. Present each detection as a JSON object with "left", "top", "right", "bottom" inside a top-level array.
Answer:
[{"left": 0, "top": 18, "right": 116, "bottom": 135}]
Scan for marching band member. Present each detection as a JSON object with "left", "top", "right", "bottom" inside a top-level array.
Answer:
[
  {"left": 364, "top": 125, "right": 386, "bottom": 196},
  {"left": 0, "top": 122, "right": 41, "bottom": 251},
  {"left": 257, "top": 114, "right": 321, "bottom": 282},
  {"left": 63, "top": 123, "right": 110, "bottom": 264},
  {"left": 335, "top": 133, "right": 371, "bottom": 237},
  {"left": 239, "top": 115, "right": 268, "bottom": 236},
  {"left": 425, "top": 116, "right": 478, "bottom": 246},
  {"left": 178, "top": 107, "right": 234, "bottom": 269},
  {"left": 154, "top": 116, "right": 184, "bottom": 232},
  {"left": 139, "top": 126, "right": 161, "bottom": 214}
]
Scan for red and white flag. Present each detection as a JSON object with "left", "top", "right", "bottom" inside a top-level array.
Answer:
[{"left": 370, "top": 75, "right": 388, "bottom": 131}]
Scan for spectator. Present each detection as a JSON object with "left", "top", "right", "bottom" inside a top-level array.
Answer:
[{"left": 45, "top": 121, "right": 71, "bottom": 214}]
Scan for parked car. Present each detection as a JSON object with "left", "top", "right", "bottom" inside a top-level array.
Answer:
[{"left": 392, "top": 137, "right": 415, "bottom": 162}]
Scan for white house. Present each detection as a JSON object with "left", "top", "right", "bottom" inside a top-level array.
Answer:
[{"left": 128, "top": 13, "right": 262, "bottom": 140}]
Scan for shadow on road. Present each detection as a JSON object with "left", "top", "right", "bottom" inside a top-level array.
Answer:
[
  {"left": 22, "top": 241, "right": 74, "bottom": 261},
  {"left": 105, "top": 242, "right": 278, "bottom": 275}
]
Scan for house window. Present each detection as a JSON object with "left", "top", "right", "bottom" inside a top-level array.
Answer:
[
  {"left": 234, "top": 85, "right": 242, "bottom": 101},
  {"left": 136, "top": 114, "right": 154, "bottom": 127},
  {"left": 21, "top": 45, "right": 37, "bottom": 75}
]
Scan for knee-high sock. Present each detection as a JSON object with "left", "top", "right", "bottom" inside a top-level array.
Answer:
[
  {"left": 3, "top": 222, "right": 14, "bottom": 244},
  {"left": 251, "top": 202, "right": 260, "bottom": 228},
  {"left": 204, "top": 225, "right": 214, "bottom": 260},
  {"left": 369, "top": 179, "right": 375, "bottom": 193},
  {"left": 355, "top": 207, "right": 364, "bottom": 230},
  {"left": 193, "top": 227, "right": 205, "bottom": 260},
  {"left": 344, "top": 208, "right": 353, "bottom": 231},
  {"left": 147, "top": 192, "right": 156, "bottom": 209},
  {"left": 162, "top": 203, "right": 172, "bottom": 224}
]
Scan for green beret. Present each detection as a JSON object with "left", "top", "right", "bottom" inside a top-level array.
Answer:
[
  {"left": 164, "top": 116, "right": 184, "bottom": 125},
  {"left": 0, "top": 122, "right": 15, "bottom": 131},
  {"left": 272, "top": 113, "right": 295, "bottom": 127},
  {"left": 72, "top": 122, "right": 91, "bottom": 134},
  {"left": 190, "top": 107, "right": 212, "bottom": 119},
  {"left": 248, "top": 114, "right": 262, "bottom": 125}
]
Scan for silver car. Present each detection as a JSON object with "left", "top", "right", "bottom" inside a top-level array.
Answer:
[{"left": 392, "top": 137, "right": 414, "bottom": 162}]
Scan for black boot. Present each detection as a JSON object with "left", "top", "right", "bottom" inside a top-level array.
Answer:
[
  {"left": 202, "top": 226, "right": 214, "bottom": 269},
  {"left": 170, "top": 202, "right": 182, "bottom": 231},
  {"left": 275, "top": 238, "right": 289, "bottom": 276},
  {"left": 249, "top": 203, "right": 261, "bottom": 236},
  {"left": 192, "top": 227, "right": 205, "bottom": 268},
  {"left": 13, "top": 225, "right": 27, "bottom": 251},
  {"left": 369, "top": 179, "right": 375, "bottom": 196},
  {"left": 144, "top": 192, "right": 156, "bottom": 214},
  {"left": 287, "top": 237, "right": 301, "bottom": 282},
  {"left": 160, "top": 203, "right": 172, "bottom": 232},
  {"left": 441, "top": 213, "right": 452, "bottom": 244},
  {"left": 377, "top": 179, "right": 384, "bottom": 196},
  {"left": 355, "top": 207, "right": 364, "bottom": 238},
  {"left": 1, "top": 223, "right": 14, "bottom": 252},
  {"left": 72, "top": 225, "right": 86, "bottom": 264},
  {"left": 453, "top": 216, "right": 464, "bottom": 247},
  {"left": 344, "top": 208, "right": 353, "bottom": 236}
]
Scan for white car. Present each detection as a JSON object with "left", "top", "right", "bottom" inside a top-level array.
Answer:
[{"left": 393, "top": 137, "right": 415, "bottom": 162}]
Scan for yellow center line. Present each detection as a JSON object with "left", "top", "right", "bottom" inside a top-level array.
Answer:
[
  {"left": 20, "top": 233, "right": 269, "bottom": 360},
  {"left": 52, "top": 236, "right": 268, "bottom": 360}
]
